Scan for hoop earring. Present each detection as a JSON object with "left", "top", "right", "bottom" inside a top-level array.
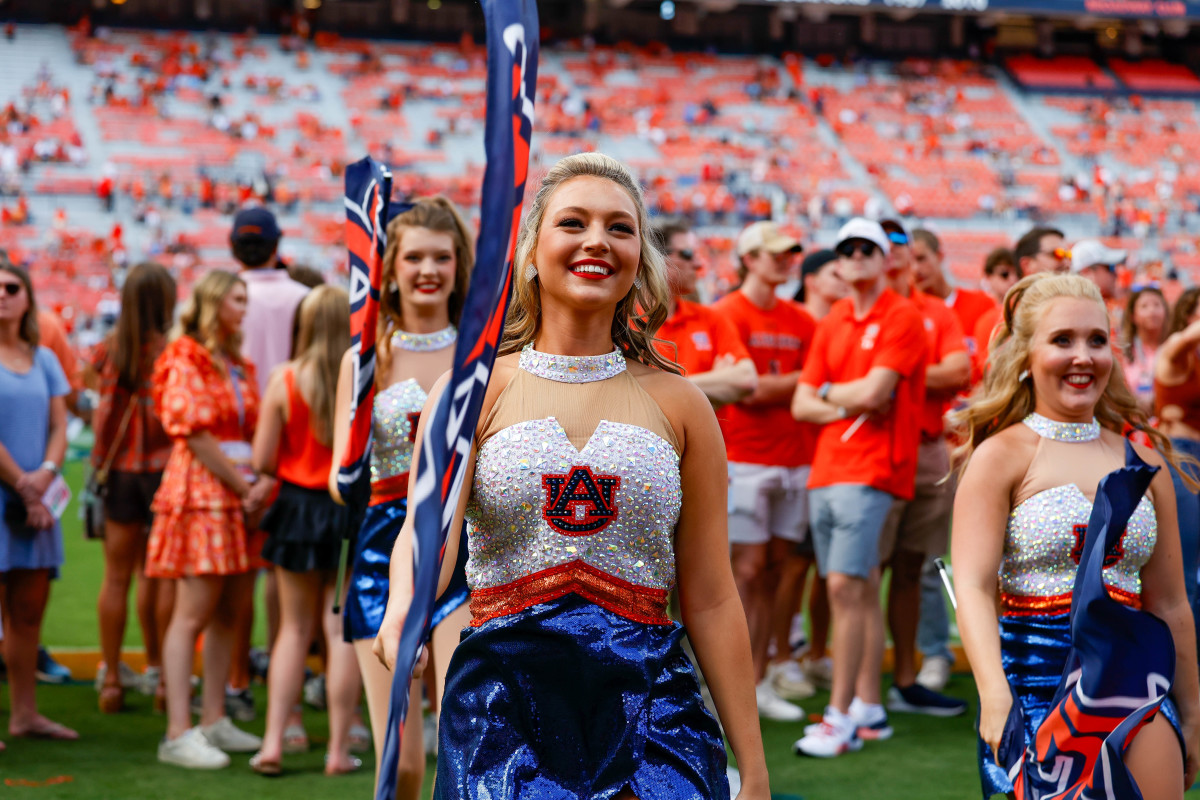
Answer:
[{"left": 524, "top": 264, "right": 537, "bottom": 281}]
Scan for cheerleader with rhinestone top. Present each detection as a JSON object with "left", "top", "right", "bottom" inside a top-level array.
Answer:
[
  {"left": 374, "top": 153, "right": 769, "bottom": 800},
  {"left": 952, "top": 273, "right": 1200, "bottom": 798},
  {"left": 329, "top": 198, "right": 474, "bottom": 796}
]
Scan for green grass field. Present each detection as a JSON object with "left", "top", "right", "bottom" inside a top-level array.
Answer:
[{"left": 23, "top": 461, "right": 986, "bottom": 798}]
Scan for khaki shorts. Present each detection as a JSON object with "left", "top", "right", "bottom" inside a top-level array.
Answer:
[
  {"left": 878, "top": 439, "right": 955, "bottom": 562},
  {"left": 727, "top": 462, "right": 810, "bottom": 545}
]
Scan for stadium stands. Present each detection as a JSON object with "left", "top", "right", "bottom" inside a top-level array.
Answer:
[{"left": 3, "top": 23, "right": 1200, "bottom": 323}]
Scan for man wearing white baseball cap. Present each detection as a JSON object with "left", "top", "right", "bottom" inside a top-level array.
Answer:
[
  {"left": 791, "top": 217, "right": 930, "bottom": 756},
  {"left": 1071, "top": 239, "right": 1126, "bottom": 304}
]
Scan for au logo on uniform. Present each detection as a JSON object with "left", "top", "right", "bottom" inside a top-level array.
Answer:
[{"left": 541, "top": 466, "right": 621, "bottom": 535}]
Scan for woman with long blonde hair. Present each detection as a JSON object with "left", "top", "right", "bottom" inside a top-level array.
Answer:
[
  {"left": 249, "top": 286, "right": 360, "bottom": 775},
  {"left": 374, "top": 152, "right": 768, "bottom": 800},
  {"left": 952, "top": 273, "right": 1199, "bottom": 798},
  {"left": 330, "top": 196, "right": 474, "bottom": 796},
  {"left": 150, "top": 270, "right": 273, "bottom": 769}
]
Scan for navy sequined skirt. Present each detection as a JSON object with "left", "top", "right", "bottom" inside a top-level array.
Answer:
[
  {"left": 435, "top": 594, "right": 729, "bottom": 800},
  {"left": 979, "top": 611, "right": 1183, "bottom": 798},
  {"left": 343, "top": 497, "right": 469, "bottom": 642}
]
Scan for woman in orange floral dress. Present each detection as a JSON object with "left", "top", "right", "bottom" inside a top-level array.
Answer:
[{"left": 148, "top": 270, "right": 274, "bottom": 770}]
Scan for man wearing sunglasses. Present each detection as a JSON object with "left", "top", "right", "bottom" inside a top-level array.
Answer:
[
  {"left": 872, "top": 222, "right": 970, "bottom": 715},
  {"left": 792, "top": 218, "right": 929, "bottom": 757},
  {"left": 715, "top": 220, "right": 817, "bottom": 722},
  {"left": 651, "top": 219, "right": 757, "bottom": 408}
]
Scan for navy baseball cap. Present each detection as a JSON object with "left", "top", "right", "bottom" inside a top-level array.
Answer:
[{"left": 230, "top": 207, "right": 281, "bottom": 242}]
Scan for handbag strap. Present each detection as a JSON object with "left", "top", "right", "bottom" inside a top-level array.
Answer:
[{"left": 96, "top": 394, "right": 136, "bottom": 484}]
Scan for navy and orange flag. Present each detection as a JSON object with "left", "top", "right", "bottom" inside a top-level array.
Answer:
[
  {"left": 374, "top": 1, "right": 539, "bottom": 798},
  {"left": 998, "top": 443, "right": 1176, "bottom": 800},
  {"left": 337, "top": 157, "right": 392, "bottom": 508}
]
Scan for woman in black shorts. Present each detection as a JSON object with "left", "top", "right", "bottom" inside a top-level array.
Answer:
[{"left": 86, "top": 262, "right": 178, "bottom": 713}]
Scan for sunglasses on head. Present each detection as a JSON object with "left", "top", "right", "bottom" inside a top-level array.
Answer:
[
  {"left": 1040, "top": 247, "right": 1071, "bottom": 260},
  {"left": 0, "top": 282, "right": 20, "bottom": 296},
  {"left": 669, "top": 248, "right": 696, "bottom": 261},
  {"left": 887, "top": 232, "right": 909, "bottom": 246},
  {"left": 1131, "top": 281, "right": 1161, "bottom": 292},
  {"left": 836, "top": 240, "right": 879, "bottom": 258}
]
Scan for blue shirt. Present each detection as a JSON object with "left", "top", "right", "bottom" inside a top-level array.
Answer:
[
  {"left": 0, "top": 346, "right": 68, "bottom": 573},
  {"left": 0, "top": 346, "right": 69, "bottom": 470}
]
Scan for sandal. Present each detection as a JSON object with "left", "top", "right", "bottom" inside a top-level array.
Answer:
[
  {"left": 98, "top": 684, "right": 124, "bottom": 714},
  {"left": 249, "top": 752, "right": 282, "bottom": 777},
  {"left": 282, "top": 724, "right": 309, "bottom": 754}
]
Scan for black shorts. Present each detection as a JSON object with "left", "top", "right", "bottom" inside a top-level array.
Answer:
[{"left": 104, "top": 470, "right": 163, "bottom": 526}]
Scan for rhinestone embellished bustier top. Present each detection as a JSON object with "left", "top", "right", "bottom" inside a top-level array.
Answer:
[
  {"left": 465, "top": 345, "right": 681, "bottom": 627},
  {"left": 1001, "top": 413, "right": 1155, "bottom": 614},
  {"left": 370, "top": 378, "right": 427, "bottom": 489}
]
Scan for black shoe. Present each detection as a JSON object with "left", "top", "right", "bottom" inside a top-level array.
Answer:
[{"left": 226, "top": 688, "right": 256, "bottom": 722}]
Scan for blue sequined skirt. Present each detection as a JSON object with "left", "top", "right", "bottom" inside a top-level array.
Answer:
[
  {"left": 435, "top": 594, "right": 729, "bottom": 800},
  {"left": 978, "top": 611, "right": 1183, "bottom": 798},
  {"left": 343, "top": 498, "right": 469, "bottom": 642}
]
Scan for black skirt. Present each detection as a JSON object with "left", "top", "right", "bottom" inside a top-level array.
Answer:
[{"left": 260, "top": 480, "right": 349, "bottom": 573}]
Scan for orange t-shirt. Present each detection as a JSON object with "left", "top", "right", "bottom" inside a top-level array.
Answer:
[
  {"left": 910, "top": 291, "right": 966, "bottom": 439},
  {"left": 800, "top": 289, "right": 928, "bottom": 500},
  {"left": 654, "top": 298, "right": 750, "bottom": 377},
  {"left": 971, "top": 304, "right": 1003, "bottom": 381},
  {"left": 946, "top": 288, "right": 996, "bottom": 372},
  {"left": 712, "top": 290, "right": 817, "bottom": 468}
]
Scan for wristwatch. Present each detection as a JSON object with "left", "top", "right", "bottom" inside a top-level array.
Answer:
[
  {"left": 39, "top": 460, "right": 60, "bottom": 477},
  {"left": 817, "top": 382, "right": 833, "bottom": 401}
]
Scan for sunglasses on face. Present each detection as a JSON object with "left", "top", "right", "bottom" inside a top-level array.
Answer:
[
  {"left": 1040, "top": 248, "right": 1071, "bottom": 261},
  {"left": 0, "top": 282, "right": 20, "bottom": 296},
  {"left": 836, "top": 241, "right": 879, "bottom": 259},
  {"left": 887, "top": 232, "right": 909, "bottom": 246},
  {"left": 669, "top": 248, "right": 696, "bottom": 262}
]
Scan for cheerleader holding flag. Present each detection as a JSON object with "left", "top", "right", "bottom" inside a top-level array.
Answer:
[{"left": 369, "top": 2, "right": 540, "bottom": 798}]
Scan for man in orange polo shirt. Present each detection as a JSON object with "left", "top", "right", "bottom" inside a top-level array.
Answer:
[
  {"left": 875, "top": 220, "right": 968, "bottom": 716},
  {"left": 911, "top": 228, "right": 995, "bottom": 364},
  {"left": 713, "top": 221, "right": 816, "bottom": 722},
  {"left": 651, "top": 219, "right": 756, "bottom": 407},
  {"left": 792, "top": 218, "right": 928, "bottom": 757}
]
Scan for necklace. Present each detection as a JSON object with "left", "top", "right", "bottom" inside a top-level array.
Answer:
[
  {"left": 391, "top": 325, "right": 457, "bottom": 352},
  {"left": 1022, "top": 412, "right": 1101, "bottom": 443},
  {"left": 518, "top": 343, "right": 626, "bottom": 384}
]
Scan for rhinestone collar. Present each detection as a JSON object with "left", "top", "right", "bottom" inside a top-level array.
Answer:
[
  {"left": 1022, "top": 412, "right": 1101, "bottom": 443},
  {"left": 519, "top": 343, "right": 626, "bottom": 384},
  {"left": 392, "top": 325, "right": 457, "bottom": 352}
]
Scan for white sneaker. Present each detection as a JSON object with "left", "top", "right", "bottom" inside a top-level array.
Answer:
[
  {"left": 848, "top": 697, "right": 893, "bottom": 740},
  {"left": 755, "top": 679, "right": 804, "bottom": 722},
  {"left": 140, "top": 666, "right": 161, "bottom": 697},
  {"left": 916, "top": 655, "right": 952, "bottom": 691},
  {"left": 767, "top": 660, "right": 816, "bottom": 701},
  {"left": 802, "top": 656, "right": 834, "bottom": 691},
  {"left": 94, "top": 661, "right": 141, "bottom": 691},
  {"left": 158, "top": 727, "right": 231, "bottom": 769},
  {"left": 793, "top": 706, "right": 862, "bottom": 758},
  {"left": 200, "top": 716, "right": 263, "bottom": 753}
]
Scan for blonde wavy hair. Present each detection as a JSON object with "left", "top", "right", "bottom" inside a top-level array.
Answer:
[
  {"left": 293, "top": 286, "right": 350, "bottom": 447},
  {"left": 376, "top": 196, "right": 474, "bottom": 388},
  {"left": 952, "top": 273, "right": 1197, "bottom": 488},
  {"left": 174, "top": 269, "right": 246, "bottom": 367},
  {"left": 500, "top": 152, "right": 679, "bottom": 374}
]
